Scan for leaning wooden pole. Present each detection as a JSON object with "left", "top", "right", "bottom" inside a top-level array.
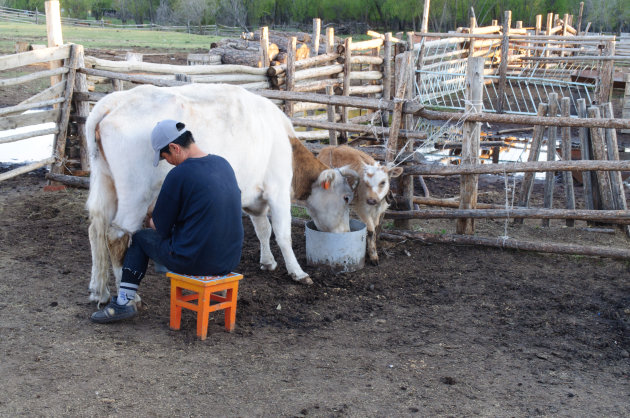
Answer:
[
  {"left": 381, "top": 230, "right": 630, "bottom": 260},
  {"left": 421, "top": 0, "right": 430, "bottom": 34},
  {"left": 496, "top": 10, "right": 511, "bottom": 114},
  {"left": 542, "top": 93, "right": 559, "bottom": 227},
  {"left": 386, "top": 52, "right": 412, "bottom": 163},
  {"left": 560, "top": 97, "right": 576, "bottom": 226},
  {"left": 515, "top": 102, "right": 547, "bottom": 224},
  {"left": 457, "top": 57, "right": 484, "bottom": 234}
]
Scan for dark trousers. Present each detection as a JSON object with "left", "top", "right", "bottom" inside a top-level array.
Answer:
[{"left": 120, "top": 229, "right": 169, "bottom": 292}]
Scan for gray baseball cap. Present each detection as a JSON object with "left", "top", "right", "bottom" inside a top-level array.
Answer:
[{"left": 151, "top": 119, "right": 185, "bottom": 166}]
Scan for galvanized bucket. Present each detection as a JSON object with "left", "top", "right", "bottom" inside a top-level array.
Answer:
[{"left": 305, "top": 219, "right": 366, "bottom": 273}]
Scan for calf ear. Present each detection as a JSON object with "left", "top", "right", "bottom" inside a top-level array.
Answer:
[
  {"left": 388, "top": 166, "right": 404, "bottom": 178},
  {"left": 318, "top": 169, "right": 336, "bottom": 190}
]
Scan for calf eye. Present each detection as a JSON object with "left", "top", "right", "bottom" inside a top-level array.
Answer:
[{"left": 379, "top": 181, "right": 387, "bottom": 187}]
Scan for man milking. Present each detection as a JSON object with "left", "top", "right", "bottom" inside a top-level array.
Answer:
[{"left": 91, "top": 120, "right": 244, "bottom": 323}]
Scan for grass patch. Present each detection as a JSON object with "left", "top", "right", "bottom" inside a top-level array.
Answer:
[
  {"left": 291, "top": 206, "right": 310, "bottom": 219},
  {"left": 0, "top": 22, "right": 219, "bottom": 54}
]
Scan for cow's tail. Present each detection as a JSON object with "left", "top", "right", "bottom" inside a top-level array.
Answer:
[{"left": 85, "top": 102, "right": 117, "bottom": 304}]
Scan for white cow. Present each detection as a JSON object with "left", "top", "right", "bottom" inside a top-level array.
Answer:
[
  {"left": 317, "top": 145, "right": 403, "bottom": 264},
  {"left": 85, "top": 83, "right": 352, "bottom": 304}
]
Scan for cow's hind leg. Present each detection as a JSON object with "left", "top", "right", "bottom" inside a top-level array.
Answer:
[{"left": 247, "top": 209, "right": 278, "bottom": 272}]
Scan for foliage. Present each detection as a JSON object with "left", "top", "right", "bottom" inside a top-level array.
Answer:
[{"left": 4, "top": 0, "right": 630, "bottom": 33}]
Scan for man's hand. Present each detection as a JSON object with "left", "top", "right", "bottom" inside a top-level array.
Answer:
[{"left": 148, "top": 217, "right": 156, "bottom": 230}]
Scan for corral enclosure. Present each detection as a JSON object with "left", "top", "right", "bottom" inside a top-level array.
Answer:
[{"left": 1, "top": 2, "right": 630, "bottom": 415}]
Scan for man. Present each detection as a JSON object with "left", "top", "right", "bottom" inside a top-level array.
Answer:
[{"left": 91, "top": 120, "right": 244, "bottom": 323}]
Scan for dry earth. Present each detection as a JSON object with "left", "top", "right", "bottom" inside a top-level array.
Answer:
[
  {"left": 0, "top": 168, "right": 629, "bottom": 417},
  {"left": 1, "top": 45, "right": 629, "bottom": 417}
]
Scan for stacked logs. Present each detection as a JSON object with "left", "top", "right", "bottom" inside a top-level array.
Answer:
[{"left": 242, "top": 30, "right": 314, "bottom": 65}]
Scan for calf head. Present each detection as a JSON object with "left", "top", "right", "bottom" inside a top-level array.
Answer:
[
  {"left": 361, "top": 163, "right": 403, "bottom": 205},
  {"left": 306, "top": 167, "right": 359, "bottom": 233}
]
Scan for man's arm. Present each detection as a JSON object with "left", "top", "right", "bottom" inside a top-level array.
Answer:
[{"left": 152, "top": 174, "right": 181, "bottom": 238}]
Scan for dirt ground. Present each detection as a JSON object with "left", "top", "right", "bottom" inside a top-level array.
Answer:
[
  {"left": 2, "top": 45, "right": 630, "bottom": 416},
  {"left": 1, "top": 166, "right": 629, "bottom": 417}
]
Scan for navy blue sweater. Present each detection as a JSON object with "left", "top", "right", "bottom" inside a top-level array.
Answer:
[{"left": 153, "top": 155, "right": 243, "bottom": 275}]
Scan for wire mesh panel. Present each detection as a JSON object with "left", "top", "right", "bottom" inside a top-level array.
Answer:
[{"left": 413, "top": 35, "right": 606, "bottom": 116}]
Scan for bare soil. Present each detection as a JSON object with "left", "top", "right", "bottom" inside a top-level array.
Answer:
[{"left": 1, "top": 167, "right": 629, "bottom": 417}]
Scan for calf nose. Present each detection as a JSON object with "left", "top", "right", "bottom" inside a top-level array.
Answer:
[{"left": 367, "top": 198, "right": 378, "bottom": 205}]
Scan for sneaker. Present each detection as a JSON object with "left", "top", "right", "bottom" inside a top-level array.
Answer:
[{"left": 90, "top": 297, "right": 137, "bottom": 324}]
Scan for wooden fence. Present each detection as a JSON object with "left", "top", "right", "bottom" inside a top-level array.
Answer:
[
  {"left": 0, "top": 43, "right": 86, "bottom": 182},
  {"left": 4, "top": 13, "right": 630, "bottom": 259}
]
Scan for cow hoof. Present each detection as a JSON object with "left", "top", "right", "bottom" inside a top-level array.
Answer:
[
  {"left": 296, "top": 275, "right": 313, "bottom": 285},
  {"left": 369, "top": 257, "right": 379, "bottom": 266},
  {"left": 260, "top": 262, "right": 277, "bottom": 271},
  {"left": 89, "top": 291, "right": 110, "bottom": 306}
]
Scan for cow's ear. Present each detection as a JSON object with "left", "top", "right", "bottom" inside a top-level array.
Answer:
[
  {"left": 388, "top": 166, "right": 403, "bottom": 178},
  {"left": 338, "top": 166, "right": 359, "bottom": 190}
]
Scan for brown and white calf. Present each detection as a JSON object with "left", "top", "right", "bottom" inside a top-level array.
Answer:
[{"left": 317, "top": 145, "right": 403, "bottom": 264}]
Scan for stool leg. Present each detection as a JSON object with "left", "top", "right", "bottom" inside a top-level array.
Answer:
[
  {"left": 197, "top": 288, "right": 211, "bottom": 340},
  {"left": 170, "top": 282, "right": 183, "bottom": 330},
  {"left": 224, "top": 282, "right": 239, "bottom": 332}
]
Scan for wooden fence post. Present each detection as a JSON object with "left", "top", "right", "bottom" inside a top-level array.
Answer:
[
  {"left": 385, "top": 52, "right": 411, "bottom": 164},
  {"left": 260, "top": 26, "right": 270, "bottom": 68},
  {"left": 51, "top": 44, "right": 79, "bottom": 176},
  {"left": 421, "top": 0, "right": 430, "bottom": 33},
  {"left": 597, "top": 40, "right": 615, "bottom": 104},
  {"left": 45, "top": 0, "right": 63, "bottom": 88},
  {"left": 542, "top": 93, "right": 559, "bottom": 227},
  {"left": 312, "top": 18, "right": 321, "bottom": 56},
  {"left": 326, "top": 27, "right": 338, "bottom": 145},
  {"left": 560, "top": 97, "right": 575, "bottom": 226},
  {"left": 456, "top": 57, "right": 484, "bottom": 235},
  {"left": 285, "top": 37, "right": 296, "bottom": 117},
  {"left": 577, "top": 99, "right": 595, "bottom": 210},
  {"left": 588, "top": 106, "right": 615, "bottom": 210},
  {"left": 577, "top": 2, "right": 584, "bottom": 34},
  {"left": 497, "top": 10, "right": 511, "bottom": 114},
  {"left": 341, "top": 37, "right": 352, "bottom": 143},
  {"left": 73, "top": 44, "right": 90, "bottom": 171}
]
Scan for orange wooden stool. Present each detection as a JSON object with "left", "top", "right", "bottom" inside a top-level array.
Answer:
[{"left": 167, "top": 271, "right": 244, "bottom": 340}]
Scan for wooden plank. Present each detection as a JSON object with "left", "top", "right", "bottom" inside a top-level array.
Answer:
[
  {"left": 17, "top": 80, "right": 66, "bottom": 108},
  {"left": 0, "top": 97, "right": 65, "bottom": 117},
  {"left": 84, "top": 56, "right": 269, "bottom": 75},
  {"left": 0, "top": 127, "right": 58, "bottom": 145},
  {"left": 457, "top": 57, "right": 484, "bottom": 234},
  {"left": 560, "top": 97, "right": 576, "bottom": 226},
  {"left": 383, "top": 229, "right": 630, "bottom": 260},
  {"left": 588, "top": 106, "right": 615, "bottom": 210},
  {"left": 403, "top": 160, "right": 630, "bottom": 176},
  {"left": 597, "top": 40, "right": 615, "bottom": 104},
  {"left": 387, "top": 208, "right": 630, "bottom": 223},
  {"left": 543, "top": 93, "right": 559, "bottom": 227},
  {"left": 0, "top": 44, "right": 71, "bottom": 71},
  {"left": 0, "top": 157, "right": 55, "bottom": 183},
  {"left": 51, "top": 44, "right": 79, "bottom": 176},
  {"left": 0, "top": 67, "right": 68, "bottom": 87},
  {"left": 515, "top": 103, "right": 548, "bottom": 224},
  {"left": 0, "top": 109, "right": 59, "bottom": 130}
]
